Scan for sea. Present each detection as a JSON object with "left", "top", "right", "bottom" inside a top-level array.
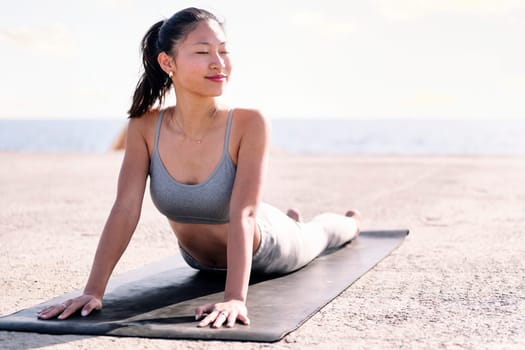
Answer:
[{"left": 1, "top": 119, "right": 525, "bottom": 156}]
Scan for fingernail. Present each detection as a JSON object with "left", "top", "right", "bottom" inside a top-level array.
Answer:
[
  {"left": 195, "top": 314, "right": 199, "bottom": 320},
  {"left": 81, "top": 310, "right": 88, "bottom": 317}
]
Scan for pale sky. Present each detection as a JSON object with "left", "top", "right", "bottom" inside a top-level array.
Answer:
[{"left": 1, "top": 0, "right": 524, "bottom": 119}]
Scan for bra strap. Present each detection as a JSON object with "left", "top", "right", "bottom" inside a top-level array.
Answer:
[
  {"left": 154, "top": 110, "right": 165, "bottom": 151},
  {"left": 223, "top": 109, "right": 234, "bottom": 150}
]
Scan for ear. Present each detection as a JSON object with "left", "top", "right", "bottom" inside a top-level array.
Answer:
[{"left": 157, "top": 52, "right": 175, "bottom": 75}]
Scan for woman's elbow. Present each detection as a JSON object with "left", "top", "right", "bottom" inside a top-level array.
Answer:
[{"left": 230, "top": 205, "right": 258, "bottom": 226}]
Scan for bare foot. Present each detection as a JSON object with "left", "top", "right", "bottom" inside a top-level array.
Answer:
[
  {"left": 286, "top": 208, "right": 303, "bottom": 222},
  {"left": 345, "top": 209, "right": 362, "bottom": 236}
]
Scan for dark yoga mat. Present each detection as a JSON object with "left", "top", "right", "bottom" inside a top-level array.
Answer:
[{"left": 0, "top": 230, "right": 408, "bottom": 342}]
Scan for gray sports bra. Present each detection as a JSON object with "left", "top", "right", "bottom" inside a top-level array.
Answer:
[{"left": 149, "top": 109, "right": 236, "bottom": 224}]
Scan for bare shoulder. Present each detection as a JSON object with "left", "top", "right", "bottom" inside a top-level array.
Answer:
[
  {"left": 231, "top": 108, "right": 271, "bottom": 134},
  {"left": 126, "top": 108, "right": 164, "bottom": 149},
  {"left": 227, "top": 108, "right": 270, "bottom": 164},
  {"left": 128, "top": 109, "right": 160, "bottom": 133}
]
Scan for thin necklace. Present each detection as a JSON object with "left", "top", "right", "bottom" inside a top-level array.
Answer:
[{"left": 172, "top": 107, "right": 217, "bottom": 144}]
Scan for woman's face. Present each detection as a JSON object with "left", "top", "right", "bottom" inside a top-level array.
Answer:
[{"left": 172, "top": 20, "right": 231, "bottom": 97}]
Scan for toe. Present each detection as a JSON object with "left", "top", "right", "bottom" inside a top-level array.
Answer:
[
  {"left": 286, "top": 208, "right": 302, "bottom": 222},
  {"left": 345, "top": 209, "right": 361, "bottom": 220}
]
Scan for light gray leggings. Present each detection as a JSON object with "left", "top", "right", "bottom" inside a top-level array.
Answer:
[{"left": 179, "top": 202, "right": 359, "bottom": 275}]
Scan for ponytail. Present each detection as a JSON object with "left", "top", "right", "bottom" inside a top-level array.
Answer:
[
  {"left": 127, "top": 7, "right": 223, "bottom": 118},
  {"left": 128, "top": 20, "right": 170, "bottom": 118}
]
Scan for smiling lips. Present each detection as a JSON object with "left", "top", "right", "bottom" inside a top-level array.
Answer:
[{"left": 205, "top": 74, "right": 227, "bottom": 82}]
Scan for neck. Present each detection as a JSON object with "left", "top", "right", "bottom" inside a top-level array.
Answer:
[
  {"left": 172, "top": 96, "right": 218, "bottom": 132},
  {"left": 169, "top": 98, "right": 219, "bottom": 144}
]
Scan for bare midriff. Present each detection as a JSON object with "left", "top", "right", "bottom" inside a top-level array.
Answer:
[{"left": 169, "top": 220, "right": 261, "bottom": 268}]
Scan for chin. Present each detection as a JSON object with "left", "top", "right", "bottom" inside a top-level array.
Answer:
[{"left": 208, "top": 87, "right": 227, "bottom": 97}]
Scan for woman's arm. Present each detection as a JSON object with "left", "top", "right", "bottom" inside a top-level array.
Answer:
[
  {"left": 82, "top": 117, "right": 150, "bottom": 297},
  {"left": 196, "top": 109, "right": 271, "bottom": 328},
  {"left": 225, "top": 110, "right": 270, "bottom": 302},
  {"left": 38, "top": 116, "right": 151, "bottom": 320}
]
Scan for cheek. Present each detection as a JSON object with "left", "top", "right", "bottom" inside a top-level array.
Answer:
[
  {"left": 224, "top": 58, "right": 233, "bottom": 74},
  {"left": 177, "top": 60, "right": 204, "bottom": 79}
]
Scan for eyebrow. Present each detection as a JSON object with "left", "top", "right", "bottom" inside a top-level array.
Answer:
[{"left": 192, "top": 41, "right": 227, "bottom": 46}]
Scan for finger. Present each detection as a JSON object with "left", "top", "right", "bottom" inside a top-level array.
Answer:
[
  {"left": 212, "top": 311, "right": 228, "bottom": 329},
  {"left": 37, "top": 304, "right": 66, "bottom": 320},
  {"left": 195, "top": 303, "right": 213, "bottom": 320},
  {"left": 58, "top": 299, "right": 83, "bottom": 320},
  {"left": 39, "top": 300, "right": 71, "bottom": 319},
  {"left": 226, "top": 311, "right": 238, "bottom": 328},
  {"left": 37, "top": 305, "right": 57, "bottom": 318},
  {"left": 237, "top": 312, "right": 250, "bottom": 325},
  {"left": 81, "top": 299, "right": 101, "bottom": 317},
  {"left": 38, "top": 305, "right": 56, "bottom": 314},
  {"left": 198, "top": 310, "right": 219, "bottom": 328}
]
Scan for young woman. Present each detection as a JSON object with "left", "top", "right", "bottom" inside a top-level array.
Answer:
[{"left": 37, "top": 7, "right": 361, "bottom": 329}]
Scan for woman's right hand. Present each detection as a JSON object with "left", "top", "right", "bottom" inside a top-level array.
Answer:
[{"left": 37, "top": 294, "right": 102, "bottom": 320}]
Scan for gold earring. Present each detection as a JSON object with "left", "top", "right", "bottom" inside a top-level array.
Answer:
[{"left": 168, "top": 71, "right": 173, "bottom": 78}]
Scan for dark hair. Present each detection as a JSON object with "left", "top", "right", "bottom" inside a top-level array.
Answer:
[{"left": 128, "top": 7, "right": 222, "bottom": 118}]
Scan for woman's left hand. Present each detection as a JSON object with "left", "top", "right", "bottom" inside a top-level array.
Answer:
[{"left": 195, "top": 299, "right": 250, "bottom": 328}]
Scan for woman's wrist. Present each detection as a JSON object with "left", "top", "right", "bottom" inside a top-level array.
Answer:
[
  {"left": 223, "top": 290, "right": 246, "bottom": 303},
  {"left": 83, "top": 286, "right": 104, "bottom": 299},
  {"left": 223, "top": 295, "right": 246, "bottom": 304}
]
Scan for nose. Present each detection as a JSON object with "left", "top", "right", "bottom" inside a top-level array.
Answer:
[{"left": 210, "top": 51, "right": 225, "bottom": 71}]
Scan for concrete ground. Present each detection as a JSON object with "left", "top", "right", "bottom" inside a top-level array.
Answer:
[{"left": 1, "top": 152, "right": 524, "bottom": 349}]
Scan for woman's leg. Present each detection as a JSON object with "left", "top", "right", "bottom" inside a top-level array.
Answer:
[
  {"left": 252, "top": 203, "right": 360, "bottom": 275},
  {"left": 306, "top": 209, "right": 361, "bottom": 249}
]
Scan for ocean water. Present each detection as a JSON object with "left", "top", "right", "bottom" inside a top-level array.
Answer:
[
  {"left": 1, "top": 119, "right": 525, "bottom": 155},
  {"left": 0, "top": 120, "right": 126, "bottom": 153}
]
